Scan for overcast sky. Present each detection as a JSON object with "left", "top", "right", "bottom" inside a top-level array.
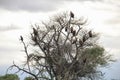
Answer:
[{"left": 0, "top": 0, "right": 120, "bottom": 80}]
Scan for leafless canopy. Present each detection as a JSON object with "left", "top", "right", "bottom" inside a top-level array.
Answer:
[{"left": 8, "top": 12, "right": 111, "bottom": 80}]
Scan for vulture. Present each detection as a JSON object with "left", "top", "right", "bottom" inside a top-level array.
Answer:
[
  {"left": 71, "top": 27, "right": 73, "bottom": 33},
  {"left": 51, "top": 25, "right": 55, "bottom": 29},
  {"left": 65, "top": 27, "right": 67, "bottom": 32},
  {"left": 33, "top": 28, "right": 38, "bottom": 36},
  {"left": 33, "top": 36, "right": 37, "bottom": 42},
  {"left": 72, "top": 30, "right": 76, "bottom": 36},
  {"left": 79, "top": 39, "right": 83, "bottom": 46},
  {"left": 20, "top": 36, "right": 23, "bottom": 41},
  {"left": 43, "top": 46, "right": 46, "bottom": 50},
  {"left": 83, "top": 35, "right": 86, "bottom": 42},
  {"left": 31, "top": 36, "right": 37, "bottom": 46},
  {"left": 70, "top": 11, "right": 74, "bottom": 18},
  {"left": 88, "top": 30, "right": 92, "bottom": 37},
  {"left": 83, "top": 58, "right": 87, "bottom": 64}
]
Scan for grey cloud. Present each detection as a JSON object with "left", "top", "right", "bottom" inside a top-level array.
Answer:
[
  {"left": 0, "top": 25, "right": 21, "bottom": 32},
  {"left": 0, "top": 0, "right": 64, "bottom": 12},
  {"left": 0, "top": 0, "right": 104, "bottom": 12}
]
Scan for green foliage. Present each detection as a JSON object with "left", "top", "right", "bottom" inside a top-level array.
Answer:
[
  {"left": 83, "top": 46, "right": 111, "bottom": 66},
  {"left": 0, "top": 74, "right": 19, "bottom": 80},
  {"left": 24, "top": 76, "right": 34, "bottom": 80}
]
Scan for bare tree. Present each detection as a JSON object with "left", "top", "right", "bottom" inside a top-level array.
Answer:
[{"left": 8, "top": 12, "right": 112, "bottom": 80}]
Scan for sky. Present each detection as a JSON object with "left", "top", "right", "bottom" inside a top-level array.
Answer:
[{"left": 0, "top": 0, "right": 120, "bottom": 80}]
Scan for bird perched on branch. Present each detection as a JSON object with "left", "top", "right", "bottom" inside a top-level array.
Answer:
[
  {"left": 79, "top": 39, "right": 83, "bottom": 47},
  {"left": 71, "top": 27, "right": 73, "bottom": 33},
  {"left": 70, "top": 11, "right": 74, "bottom": 18},
  {"left": 83, "top": 35, "right": 87, "bottom": 42},
  {"left": 31, "top": 34, "right": 38, "bottom": 46},
  {"left": 72, "top": 30, "right": 76, "bottom": 36},
  {"left": 65, "top": 27, "right": 68, "bottom": 32},
  {"left": 33, "top": 28, "right": 38, "bottom": 36},
  {"left": 33, "top": 36, "right": 37, "bottom": 43},
  {"left": 88, "top": 30, "right": 92, "bottom": 37},
  {"left": 83, "top": 58, "right": 87, "bottom": 64},
  {"left": 20, "top": 35, "right": 23, "bottom": 41},
  {"left": 43, "top": 45, "right": 47, "bottom": 50}
]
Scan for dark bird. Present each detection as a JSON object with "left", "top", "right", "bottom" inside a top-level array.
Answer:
[
  {"left": 70, "top": 11, "right": 74, "bottom": 18},
  {"left": 65, "top": 27, "right": 67, "bottom": 32},
  {"left": 20, "top": 36, "right": 23, "bottom": 41},
  {"left": 43, "top": 46, "right": 46, "bottom": 50},
  {"left": 72, "top": 30, "right": 76, "bottom": 36},
  {"left": 71, "top": 27, "right": 73, "bottom": 33},
  {"left": 33, "top": 28, "right": 38, "bottom": 36},
  {"left": 83, "top": 35, "right": 86, "bottom": 42},
  {"left": 33, "top": 37, "right": 38, "bottom": 46},
  {"left": 83, "top": 58, "right": 87, "bottom": 64},
  {"left": 51, "top": 25, "right": 55, "bottom": 29},
  {"left": 33, "top": 36, "right": 37, "bottom": 42},
  {"left": 79, "top": 39, "right": 83, "bottom": 46},
  {"left": 88, "top": 30, "right": 92, "bottom": 37}
]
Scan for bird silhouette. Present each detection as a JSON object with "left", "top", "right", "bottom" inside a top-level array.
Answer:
[
  {"left": 88, "top": 30, "right": 92, "bottom": 37},
  {"left": 72, "top": 30, "right": 76, "bottom": 36},
  {"left": 33, "top": 28, "right": 38, "bottom": 36},
  {"left": 70, "top": 11, "right": 74, "bottom": 18},
  {"left": 33, "top": 36, "right": 37, "bottom": 42},
  {"left": 83, "top": 58, "right": 87, "bottom": 64},
  {"left": 79, "top": 39, "right": 83, "bottom": 46},
  {"left": 71, "top": 27, "right": 73, "bottom": 33},
  {"left": 43, "top": 46, "right": 46, "bottom": 50},
  {"left": 65, "top": 27, "right": 67, "bottom": 32},
  {"left": 83, "top": 35, "right": 86, "bottom": 42},
  {"left": 20, "top": 36, "right": 23, "bottom": 41}
]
